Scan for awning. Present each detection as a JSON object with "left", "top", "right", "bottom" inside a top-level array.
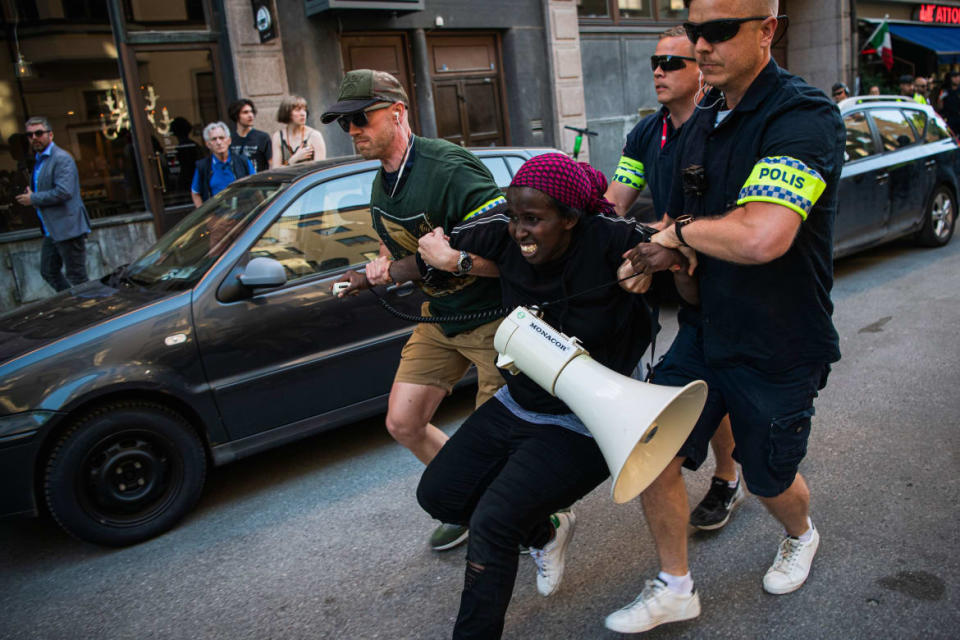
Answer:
[{"left": 888, "top": 23, "right": 960, "bottom": 63}]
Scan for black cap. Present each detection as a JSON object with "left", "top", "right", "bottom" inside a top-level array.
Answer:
[
  {"left": 899, "top": 74, "right": 915, "bottom": 84},
  {"left": 831, "top": 82, "right": 849, "bottom": 94},
  {"left": 949, "top": 70, "right": 960, "bottom": 78}
]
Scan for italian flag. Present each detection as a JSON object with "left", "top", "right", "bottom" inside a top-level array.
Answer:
[{"left": 862, "top": 20, "right": 893, "bottom": 71}]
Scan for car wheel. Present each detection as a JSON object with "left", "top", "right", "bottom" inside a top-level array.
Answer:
[
  {"left": 916, "top": 185, "right": 956, "bottom": 247},
  {"left": 44, "top": 401, "right": 206, "bottom": 546}
]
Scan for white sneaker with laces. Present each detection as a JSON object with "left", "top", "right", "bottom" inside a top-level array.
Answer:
[
  {"left": 763, "top": 526, "right": 820, "bottom": 594},
  {"left": 604, "top": 578, "right": 701, "bottom": 633},
  {"left": 529, "top": 511, "right": 575, "bottom": 596}
]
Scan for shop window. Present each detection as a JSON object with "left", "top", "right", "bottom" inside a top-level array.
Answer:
[
  {"left": 578, "top": 0, "right": 687, "bottom": 23},
  {"left": 122, "top": 0, "right": 206, "bottom": 31},
  {"left": 250, "top": 172, "right": 381, "bottom": 282},
  {"left": 0, "top": 13, "right": 149, "bottom": 234}
]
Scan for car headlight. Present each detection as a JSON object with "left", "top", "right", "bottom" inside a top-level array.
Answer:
[{"left": 0, "top": 411, "right": 57, "bottom": 439}]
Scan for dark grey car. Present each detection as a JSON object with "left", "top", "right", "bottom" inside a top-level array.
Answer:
[{"left": 0, "top": 148, "right": 552, "bottom": 546}]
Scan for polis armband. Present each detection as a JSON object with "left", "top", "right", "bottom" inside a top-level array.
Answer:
[
  {"left": 736, "top": 156, "right": 827, "bottom": 220},
  {"left": 612, "top": 155, "right": 646, "bottom": 191}
]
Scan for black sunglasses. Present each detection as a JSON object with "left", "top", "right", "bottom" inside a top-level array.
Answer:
[
  {"left": 650, "top": 55, "right": 696, "bottom": 72},
  {"left": 337, "top": 103, "right": 393, "bottom": 133},
  {"left": 682, "top": 15, "right": 772, "bottom": 44},
  {"left": 26, "top": 130, "right": 51, "bottom": 138}
]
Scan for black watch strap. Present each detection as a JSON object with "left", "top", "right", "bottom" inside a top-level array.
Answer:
[{"left": 674, "top": 215, "right": 694, "bottom": 246}]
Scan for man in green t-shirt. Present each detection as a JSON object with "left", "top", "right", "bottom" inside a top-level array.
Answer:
[{"left": 323, "top": 69, "right": 506, "bottom": 552}]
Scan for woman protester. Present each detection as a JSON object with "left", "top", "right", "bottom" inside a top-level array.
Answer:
[
  {"left": 271, "top": 95, "right": 326, "bottom": 167},
  {"left": 415, "top": 153, "right": 694, "bottom": 639}
]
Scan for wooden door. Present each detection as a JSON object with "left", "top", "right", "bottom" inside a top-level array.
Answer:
[
  {"left": 341, "top": 34, "right": 418, "bottom": 132},
  {"left": 427, "top": 34, "right": 508, "bottom": 147}
]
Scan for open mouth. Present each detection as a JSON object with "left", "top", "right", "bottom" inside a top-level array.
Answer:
[{"left": 519, "top": 242, "right": 538, "bottom": 257}]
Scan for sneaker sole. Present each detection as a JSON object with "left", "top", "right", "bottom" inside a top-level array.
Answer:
[
  {"left": 431, "top": 528, "right": 469, "bottom": 552},
  {"left": 604, "top": 597, "right": 701, "bottom": 633}
]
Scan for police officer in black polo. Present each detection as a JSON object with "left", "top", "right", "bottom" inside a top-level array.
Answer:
[
  {"left": 604, "top": 25, "right": 699, "bottom": 225},
  {"left": 604, "top": 0, "right": 845, "bottom": 634}
]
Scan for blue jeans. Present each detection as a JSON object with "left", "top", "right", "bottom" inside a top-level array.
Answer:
[
  {"left": 417, "top": 399, "right": 609, "bottom": 639},
  {"left": 41, "top": 235, "right": 88, "bottom": 291}
]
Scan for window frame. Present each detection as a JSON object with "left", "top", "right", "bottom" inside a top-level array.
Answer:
[{"left": 577, "top": 0, "right": 687, "bottom": 25}]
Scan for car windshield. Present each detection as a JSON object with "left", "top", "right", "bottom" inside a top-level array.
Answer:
[{"left": 123, "top": 183, "right": 283, "bottom": 290}]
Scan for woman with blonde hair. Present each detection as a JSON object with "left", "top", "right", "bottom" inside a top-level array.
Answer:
[{"left": 271, "top": 95, "right": 326, "bottom": 166}]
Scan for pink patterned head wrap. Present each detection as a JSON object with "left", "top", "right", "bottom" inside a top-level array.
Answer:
[{"left": 509, "top": 152, "right": 616, "bottom": 217}]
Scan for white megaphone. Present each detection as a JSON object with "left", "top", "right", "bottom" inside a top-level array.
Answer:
[{"left": 494, "top": 306, "right": 708, "bottom": 504}]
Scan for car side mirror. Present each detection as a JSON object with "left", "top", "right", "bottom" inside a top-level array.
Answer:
[{"left": 238, "top": 257, "right": 287, "bottom": 288}]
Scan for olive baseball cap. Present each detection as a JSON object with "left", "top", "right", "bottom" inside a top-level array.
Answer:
[{"left": 320, "top": 69, "right": 408, "bottom": 124}]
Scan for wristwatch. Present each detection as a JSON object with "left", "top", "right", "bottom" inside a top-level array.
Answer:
[
  {"left": 453, "top": 250, "right": 473, "bottom": 277},
  {"left": 674, "top": 215, "right": 695, "bottom": 246}
]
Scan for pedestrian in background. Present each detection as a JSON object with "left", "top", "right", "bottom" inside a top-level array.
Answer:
[
  {"left": 272, "top": 95, "right": 325, "bottom": 167},
  {"left": 937, "top": 70, "right": 960, "bottom": 134},
  {"left": 14, "top": 116, "right": 91, "bottom": 292},
  {"left": 831, "top": 82, "right": 849, "bottom": 102},
  {"left": 229, "top": 99, "right": 273, "bottom": 171},
  {"left": 190, "top": 122, "right": 255, "bottom": 206},
  {"left": 913, "top": 76, "right": 930, "bottom": 104}
]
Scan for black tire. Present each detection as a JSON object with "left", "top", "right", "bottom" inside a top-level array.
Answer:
[
  {"left": 915, "top": 185, "right": 956, "bottom": 247},
  {"left": 44, "top": 401, "right": 206, "bottom": 547}
]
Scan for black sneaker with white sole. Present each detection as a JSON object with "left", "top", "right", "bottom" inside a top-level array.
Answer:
[{"left": 690, "top": 477, "right": 744, "bottom": 530}]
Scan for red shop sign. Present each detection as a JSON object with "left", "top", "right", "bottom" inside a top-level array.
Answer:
[{"left": 916, "top": 4, "right": 960, "bottom": 24}]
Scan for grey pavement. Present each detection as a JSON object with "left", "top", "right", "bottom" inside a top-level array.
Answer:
[{"left": 1, "top": 238, "right": 958, "bottom": 639}]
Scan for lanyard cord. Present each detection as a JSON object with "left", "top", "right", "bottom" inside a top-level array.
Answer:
[{"left": 389, "top": 135, "right": 414, "bottom": 199}]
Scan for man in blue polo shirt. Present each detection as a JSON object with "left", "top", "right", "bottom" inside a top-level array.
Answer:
[
  {"left": 606, "top": 0, "right": 845, "bottom": 633},
  {"left": 190, "top": 121, "right": 255, "bottom": 206}
]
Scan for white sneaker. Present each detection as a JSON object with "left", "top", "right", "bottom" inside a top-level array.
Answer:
[
  {"left": 529, "top": 511, "right": 576, "bottom": 596},
  {"left": 605, "top": 578, "right": 701, "bottom": 633},
  {"left": 763, "top": 527, "right": 820, "bottom": 594}
]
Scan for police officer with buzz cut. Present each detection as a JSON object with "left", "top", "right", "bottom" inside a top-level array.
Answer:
[{"left": 606, "top": 0, "right": 845, "bottom": 634}]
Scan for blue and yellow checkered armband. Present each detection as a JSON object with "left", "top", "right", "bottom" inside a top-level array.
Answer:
[
  {"left": 612, "top": 155, "right": 646, "bottom": 191},
  {"left": 736, "top": 156, "right": 826, "bottom": 220},
  {"left": 463, "top": 195, "right": 507, "bottom": 221}
]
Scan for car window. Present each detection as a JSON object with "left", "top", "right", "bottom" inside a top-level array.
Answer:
[
  {"left": 871, "top": 109, "right": 918, "bottom": 151},
  {"left": 481, "top": 157, "right": 512, "bottom": 188},
  {"left": 926, "top": 115, "right": 951, "bottom": 142},
  {"left": 249, "top": 171, "right": 381, "bottom": 281},
  {"left": 902, "top": 109, "right": 927, "bottom": 140},
  {"left": 505, "top": 155, "right": 527, "bottom": 175},
  {"left": 843, "top": 112, "right": 876, "bottom": 160}
]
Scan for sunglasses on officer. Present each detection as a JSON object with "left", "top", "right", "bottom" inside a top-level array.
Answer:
[
  {"left": 337, "top": 103, "right": 394, "bottom": 133},
  {"left": 650, "top": 55, "right": 696, "bottom": 72},
  {"left": 682, "top": 15, "right": 773, "bottom": 45},
  {"left": 26, "top": 129, "right": 51, "bottom": 138}
]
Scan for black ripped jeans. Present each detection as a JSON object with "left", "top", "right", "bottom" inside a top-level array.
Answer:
[{"left": 417, "top": 398, "right": 609, "bottom": 640}]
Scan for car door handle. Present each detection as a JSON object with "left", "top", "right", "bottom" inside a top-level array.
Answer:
[
  {"left": 387, "top": 281, "right": 416, "bottom": 296},
  {"left": 874, "top": 172, "right": 889, "bottom": 183},
  {"left": 924, "top": 159, "right": 936, "bottom": 168}
]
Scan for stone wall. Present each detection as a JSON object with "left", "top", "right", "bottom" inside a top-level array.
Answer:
[
  {"left": 0, "top": 218, "right": 156, "bottom": 313},
  {"left": 785, "top": 0, "right": 852, "bottom": 95},
  {"left": 546, "top": 0, "right": 590, "bottom": 161},
  {"left": 222, "top": 0, "right": 292, "bottom": 136}
]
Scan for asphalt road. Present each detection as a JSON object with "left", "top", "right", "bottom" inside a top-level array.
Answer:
[{"left": 1, "top": 238, "right": 958, "bottom": 640}]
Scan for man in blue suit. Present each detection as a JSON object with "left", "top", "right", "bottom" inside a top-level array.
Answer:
[{"left": 15, "top": 116, "right": 91, "bottom": 291}]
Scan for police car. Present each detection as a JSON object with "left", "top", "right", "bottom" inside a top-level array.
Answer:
[{"left": 837, "top": 96, "right": 957, "bottom": 256}]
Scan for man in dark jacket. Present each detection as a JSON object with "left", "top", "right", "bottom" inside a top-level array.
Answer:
[
  {"left": 190, "top": 121, "right": 255, "bottom": 206},
  {"left": 15, "top": 116, "right": 91, "bottom": 291}
]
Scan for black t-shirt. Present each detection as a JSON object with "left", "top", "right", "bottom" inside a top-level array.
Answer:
[
  {"left": 451, "top": 212, "right": 654, "bottom": 414},
  {"left": 231, "top": 128, "right": 272, "bottom": 172},
  {"left": 619, "top": 106, "right": 681, "bottom": 221},
  {"left": 669, "top": 59, "right": 844, "bottom": 372}
]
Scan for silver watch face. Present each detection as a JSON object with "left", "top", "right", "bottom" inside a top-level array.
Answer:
[{"left": 457, "top": 251, "right": 472, "bottom": 274}]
